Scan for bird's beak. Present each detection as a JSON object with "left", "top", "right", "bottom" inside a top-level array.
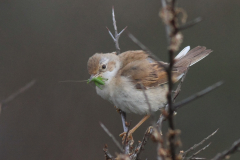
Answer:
[
  {"left": 89, "top": 75, "right": 95, "bottom": 82},
  {"left": 88, "top": 74, "right": 98, "bottom": 83}
]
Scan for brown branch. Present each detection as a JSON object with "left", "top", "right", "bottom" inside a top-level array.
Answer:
[
  {"left": 103, "top": 144, "right": 113, "bottom": 160},
  {"left": 182, "top": 129, "right": 218, "bottom": 158},
  {"left": 162, "top": 0, "right": 179, "bottom": 159},
  {"left": 156, "top": 66, "right": 188, "bottom": 134},
  {"left": 211, "top": 138, "right": 240, "bottom": 160},
  {"left": 100, "top": 122, "right": 124, "bottom": 153},
  {"left": 173, "top": 81, "right": 223, "bottom": 111},
  {"left": 134, "top": 126, "right": 153, "bottom": 159}
]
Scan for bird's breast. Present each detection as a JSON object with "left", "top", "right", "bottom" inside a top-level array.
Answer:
[{"left": 96, "top": 76, "right": 168, "bottom": 115}]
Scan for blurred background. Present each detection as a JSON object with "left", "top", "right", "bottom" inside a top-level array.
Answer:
[{"left": 0, "top": 0, "right": 239, "bottom": 159}]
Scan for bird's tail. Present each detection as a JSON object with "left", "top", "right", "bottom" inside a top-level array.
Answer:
[{"left": 173, "top": 46, "right": 212, "bottom": 81}]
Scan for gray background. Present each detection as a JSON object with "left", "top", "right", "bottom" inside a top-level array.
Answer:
[{"left": 0, "top": 0, "right": 239, "bottom": 159}]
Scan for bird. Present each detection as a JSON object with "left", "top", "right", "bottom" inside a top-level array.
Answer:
[{"left": 87, "top": 46, "right": 212, "bottom": 139}]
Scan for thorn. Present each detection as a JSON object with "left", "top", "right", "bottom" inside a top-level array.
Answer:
[
  {"left": 118, "top": 26, "right": 128, "bottom": 36},
  {"left": 106, "top": 26, "right": 115, "bottom": 41},
  {"left": 178, "top": 17, "right": 202, "bottom": 31}
]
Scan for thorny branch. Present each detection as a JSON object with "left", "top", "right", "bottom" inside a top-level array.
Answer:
[
  {"left": 106, "top": 6, "right": 127, "bottom": 55},
  {"left": 173, "top": 81, "right": 223, "bottom": 111},
  {"left": 156, "top": 66, "right": 189, "bottom": 133},
  {"left": 161, "top": 0, "right": 180, "bottom": 159},
  {"left": 100, "top": 2, "right": 236, "bottom": 159},
  {"left": 178, "top": 17, "right": 202, "bottom": 31},
  {"left": 182, "top": 129, "right": 219, "bottom": 158},
  {"left": 159, "top": 0, "right": 212, "bottom": 159},
  {"left": 131, "top": 126, "right": 153, "bottom": 160},
  {"left": 211, "top": 138, "right": 240, "bottom": 160},
  {"left": 106, "top": 6, "right": 129, "bottom": 151},
  {"left": 187, "top": 143, "right": 211, "bottom": 160},
  {"left": 128, "top": 2, "right": 221, "bottom": 159}
]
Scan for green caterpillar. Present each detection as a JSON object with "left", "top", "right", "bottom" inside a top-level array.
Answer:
[{"left": 87, "top": 76, "right": 107, "bottom": 90}]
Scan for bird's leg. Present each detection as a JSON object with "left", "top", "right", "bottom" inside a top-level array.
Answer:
[
  {"left": 114, "top": 106, "right": 121, "bottom": 114},
  {"left": 119, "top": 114, "right": 150, "bottom": 143},
  {"left": 120, "top": 111, "right": 128, "bottom": 132},
  {"left": 114, "top": 106, "right": 128, "bottom": 132}
]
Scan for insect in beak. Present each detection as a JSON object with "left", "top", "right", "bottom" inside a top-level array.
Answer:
[{"left": 87, "top": 75, "right": 108, "bottom": 90}]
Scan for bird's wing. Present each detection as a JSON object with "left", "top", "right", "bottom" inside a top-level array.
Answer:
[
  {"left": 118, "top": 46, "right": 212, "bottom": 89},
  {"left": 118, "top": 50, "right": 179, "bottom": 89}
]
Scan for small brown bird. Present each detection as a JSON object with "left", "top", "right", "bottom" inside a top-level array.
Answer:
[{"left": 87, "top": 46, "right": 212, "bottom": 137}]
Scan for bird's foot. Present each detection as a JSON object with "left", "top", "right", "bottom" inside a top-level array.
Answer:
[
  {"left": 114, "top": 106, "right": 121, "bottom": 114},
  {"left": 119, "top": 130, "right": 134, "bottom": 145}
]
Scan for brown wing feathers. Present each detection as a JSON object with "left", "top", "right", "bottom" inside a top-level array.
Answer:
[
  {"left": 119, "top": 46, "right": 212, "bottom": 89},
  {"left": 119, "top": 51, "right": 168, "bottom": 88}
]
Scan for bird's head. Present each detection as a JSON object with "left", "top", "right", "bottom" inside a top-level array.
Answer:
[{"left": 87, "top": 52, "right": 120, "bottom": 88}]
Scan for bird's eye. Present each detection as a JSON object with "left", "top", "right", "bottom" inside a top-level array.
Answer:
[{"left": 102, "top": 64, "right": 106, "bottom": 69}]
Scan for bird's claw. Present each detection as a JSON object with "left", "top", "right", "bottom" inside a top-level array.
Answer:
[
  {"left": 114, "top": 106, "right": 121, "bottom": 114},
  {"left": 119, "top": 131, "right": 133, "bottom": 144}
]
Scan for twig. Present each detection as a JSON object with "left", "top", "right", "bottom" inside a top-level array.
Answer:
[
  {"left": 1, "top": 80, "right": 36, "bottom": 110},
  {"left": 173, "top": 67, "right": 189, "bottom": 102},
  {"left": 103, "top": 144, "right": 113, "bottom": 160},
  {"left": 173, "top": 81, "right": 223, "bottom": 111},
  {"left": 123, "top": 121, "right": 130, "bottom": 154},
  {"left": 140, "top": 84, "right": 155, "bottom": 121},
  {"left": 128, "top": 32, "right": 168, "bottom": 74},
  {"left": 100, "top": 122, "right": 124, "bottom": 153},
  {"left": 134, "top": 127, "right": 153, "bottom": 159},
  {"left": 119, "top": 110, "right": 130, "bottom": 154},
  {"left": 182, "top": 129, "right": 219, "bottom": 158},
  {"left": 178, "top": 17, "right": 202, "bottom": 31},
  {"left": 156, "top": 113, "right": 166, "bottom": 134},
  {"left": 128, "top": 32, "right": 161, "bottom": 62},
  {"left": 106, "top": 6, "right": 127, "bottom": 55},
  {"left": 160, "top": 0, "right": 171, "bottom": 43},
  {"left": 120, "top": 111, "right": 128, "bottom": 133},
  {"left": 187, "top": 142, "right": 211, "bottom": 160},
  {"left": 157, "top": 66, "right": 188, "bottom": 132},
  {"left": 211, "top": 138, "right": 240, "bottom": 160}
]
